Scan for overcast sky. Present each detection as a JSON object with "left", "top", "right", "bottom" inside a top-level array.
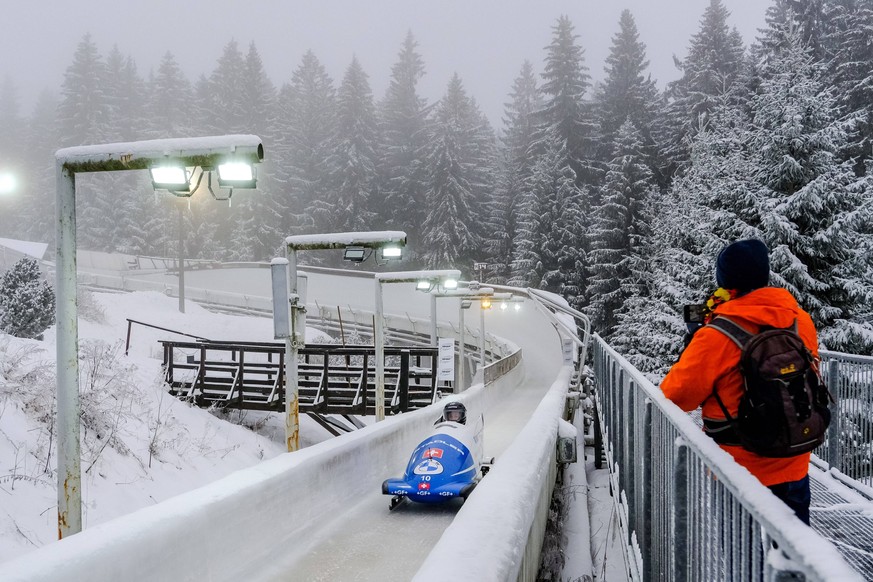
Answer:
[{"left": 4, "top": 1, "right": 769, "bottom": 126}]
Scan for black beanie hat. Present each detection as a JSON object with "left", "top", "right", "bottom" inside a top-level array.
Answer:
[{"left": 715, "top": 239, "right": 770, "bottom": 291}]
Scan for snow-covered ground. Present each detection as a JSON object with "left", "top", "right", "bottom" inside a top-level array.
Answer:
[{"left": 0, "top": 290, "right": 334, "bottom": 562}]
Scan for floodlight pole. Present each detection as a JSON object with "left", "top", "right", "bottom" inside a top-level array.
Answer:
[
  {"left": 56, "top": 161, "right": 81, "bottom": 538},
  {"left": 178, "top": 201, "right": 185, "bottom": 313},
  {"left": 285, "top": 247, "right": 301, "bottom": 452},
  {"left": 480, "top": 304, "right": 486, "bottom": 367},
  {"left": 458, "top": 300, "right": 466, "bottom": 391},
  {"left": 430, "top": 294, "right": 438, "bottom": 347},
  {"left": 54, "top": 135, "right": 263, "bottom": 538}
]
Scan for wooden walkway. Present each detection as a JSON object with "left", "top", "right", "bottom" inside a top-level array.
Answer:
[{"left": 161, "top": 340, "right": 443, "bottom": 421}]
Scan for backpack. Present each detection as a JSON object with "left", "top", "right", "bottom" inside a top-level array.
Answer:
[{"left": 704, "top": 316, "right": 832, "bottom": 458}]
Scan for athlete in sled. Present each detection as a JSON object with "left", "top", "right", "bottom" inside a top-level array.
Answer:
[{"left": 382, "top": 401, "right": 493, "bottom": 510}]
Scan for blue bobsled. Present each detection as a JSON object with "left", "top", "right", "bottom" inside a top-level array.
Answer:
[{"left": 382, "top": 406, "right": 491, "bottom": 509}]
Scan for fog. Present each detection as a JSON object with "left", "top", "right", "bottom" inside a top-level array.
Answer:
[{"left": 4, "top": 0, "right": 767, "bottom": 124}]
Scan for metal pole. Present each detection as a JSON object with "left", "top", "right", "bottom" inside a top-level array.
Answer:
[
  {"left": 56, "top": 160, "right": 82, "bottom": 537},
  {"left": 285, "top": 247, "right": 300, "bottom": 452},
  {"left": 375, "top": 279, "right": 386, "bottom": 421},
  {"left": 177, "top": 201, "right": 185, "bottom": 314},
  {"left": 479, "top": 303, "right": 486, "bottom": 368},
  {"left": 458, "top": 300, "right": 465, "bottom": 392},
  {"left": 430, "top": 293, "right": 438, "bottom": 347}
]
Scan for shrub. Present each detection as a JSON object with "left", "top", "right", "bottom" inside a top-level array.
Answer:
[{"left": 0, "top": 258, "right": 55, "bottom": 339}]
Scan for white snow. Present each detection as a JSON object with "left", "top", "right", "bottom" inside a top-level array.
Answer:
[
  {"left": 0, "top": 238, "right": 48, "bottom": 260},
  {"left": 0, "top": 290, "right": 332, "bottom": 564},
  {"left": 284, "top": 231, "right": 407, "bottom": 247}
]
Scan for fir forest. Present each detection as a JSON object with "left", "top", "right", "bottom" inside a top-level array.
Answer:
[{"left": 1, "top": 0, "right": 872, "bottom": 375}]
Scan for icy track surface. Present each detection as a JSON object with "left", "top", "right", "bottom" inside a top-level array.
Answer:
[{"left": 150, "top": 268, "right": 565, "bottom": 580}]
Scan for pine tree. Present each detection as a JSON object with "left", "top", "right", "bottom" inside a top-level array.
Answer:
[
  {"left": 0, "top": 257, "right": 55, "bottom": 340},
  {"left": 312, "top": 57, "right": 380, "bottom": 236},
  {"left": 537, "top": 15, "right": 599, "bottom": 188},
  {"left": 21, "top": 91, "right": 59, "bottom": 246},
  {"left": 656, "top": 0, "right": 747, "bottom": 176},
  {"left": 420, "top": 74, "right": 484, "bottom": 270},
  {"left": 377, "top": 32, "right": 430, "bottom": 253},
  {"left": 509, "top": 131, "right": 584, "bottom": 302},
  {"left": 58, "top": 33, "right": 110, "bottom": 147},
  {"left": 586, "top": 121, "right": 656, "bottom": 336},
  {"left": 274, "top": 51, "right": 337, "bottom": 236},
  {"left": 749, "top": 33, "right": 873, "bottom": 351},
  {"left": 229, "top": 42, "right": 281, "bottom": 260},
  {"left": 594, "top": 10, "right": 660, "bottom": 168},
  {"left": 487, "top": 61, "right": 540, "bottom": 283}
]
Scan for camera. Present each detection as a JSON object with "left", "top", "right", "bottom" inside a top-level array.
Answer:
[{"left": 683, "top": 304, "right": 707, "bottom": 324}]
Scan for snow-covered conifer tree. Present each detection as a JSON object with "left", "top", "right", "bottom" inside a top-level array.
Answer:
[
  {"left": 420, "top": 74, "right": 485, "bottom": 270},
  {"left": 749, "top": 33, "right": 873, "bottom": 351},
  {"left": 487, "top": 61, "right": 540, "bottom": 283},
  {"left": 274, "top": 51, "right": 337, "bottom": 236},
  {"left": 586, "top": 120, "right": 656, "bottom": 336},
  {"left": 0, "top": 258, "right": 55, "bottom": 340},
  {"left": 594, "top": 10, "right": 660, "bottom": 170},
  {"left": 377, "top": 32, "right": 430, "bottom": 254},
  {"left": 312, "top": 57, "right": 380, "bottom": 236},
  {"left": 656, "top": 0, "right": 746, "bottom": 177}
]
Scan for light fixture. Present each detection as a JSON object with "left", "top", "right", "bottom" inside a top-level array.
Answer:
[
  {"left": 378, "top": 244, "right": 403, "bottom": 261},
  {"left": 416, "top": 280, "right": 433, "bottom": 291},
  {"left": 461, "top": 300, "right": 472, "bottom": 309},
  {"left": 217, "top": 161, "right": 257, "bottom": 189},
  {"left": 500, "top": 302, "right": 508, "bottom": 311},
  {"left": 514, "top": 303, "right": 522, "bottom": 311},
  {"left": 443, "top": 278, "right": 458, "bottom": 290},
  {"left": 481, "top": 298, "right": 492, "bottom": 310},
  {"left": 0, "top": 172, "right": 16, "bottom": 195},
  {"left": 150, "top": 165, "right": 192, "bottom": 194},
  {"left": 343, "top": 246, "right": 367, "bottom": 263}
]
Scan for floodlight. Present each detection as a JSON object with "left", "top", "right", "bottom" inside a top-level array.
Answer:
[
  {"left": 481, "top": 298, "right": 492, "bottom": 310},
  {"left": 150, "top": 165, "right": 192, "bottom": 193},
  {"left": 417, "top": 280, "right": 433, "bottom": 291},
  {"left": 343, "top": 246, "right": 367, "bottom": 263},
  {"left": 461, "top": 300, "right": 472, "bottom": 309},
  {"left": 500, "top": 302, "right": 508, "bottom": 311},
  {"left": 514, "top": 303, "right": 522, "bottom": 311},
  {"left": 0, "top": 172, "right": 16, "bottom": 195},
  {"left": 443, "top": 278, "right": 458, "bottom": 290},
  {"left": 217, "top": 161, "right": 257, "bottom": 189},
  {"left": 378, "top": 244, "right": 403, "bottom": 261}
]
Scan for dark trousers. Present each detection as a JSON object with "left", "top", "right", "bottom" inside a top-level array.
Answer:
[{"left": 768, "top": 475, "right": 811, "bottom": 526}]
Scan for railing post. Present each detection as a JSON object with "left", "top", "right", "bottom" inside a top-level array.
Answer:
[
  {"left": 400, "top": 349, "right": 410, "bottom": 412},
  {"left": 642, "top": 399, "right": 653, "bottom": 582},
  {"left": 125, "top": 319, "right": 133, "bottom": 355},
  {"left": 826, "top": 359, "right": 841, "bottom": 471},
  {"left": 673, "top": 437, "right": 689, "bottom": 582}
]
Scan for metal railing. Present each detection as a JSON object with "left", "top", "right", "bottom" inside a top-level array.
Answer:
[
  {"left": 818, "top": 350, "right": 873, "bottom": 483},
  {"left": 593, "top": 336, "right": 862, "bottom": 582}
]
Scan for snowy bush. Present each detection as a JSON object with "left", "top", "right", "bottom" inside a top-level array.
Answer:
[{"left": 0, "top": 258, "right": 55, "bottom": 340}]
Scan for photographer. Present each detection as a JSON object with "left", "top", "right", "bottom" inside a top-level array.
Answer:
[{"left": 660, "top": 239, "right": 820, "bottom": 525}]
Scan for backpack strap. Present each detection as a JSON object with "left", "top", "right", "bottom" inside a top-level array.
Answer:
[
  {"left": 704, "top": 316, "right": 754, "bottom": 430},
  {"left": 707, "top": 316, "right": 753, "bottom": 349}
]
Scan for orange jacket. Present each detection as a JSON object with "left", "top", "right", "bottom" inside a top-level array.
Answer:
[{"left": 660, "top": 287, "right": 819, "bottom": 486}]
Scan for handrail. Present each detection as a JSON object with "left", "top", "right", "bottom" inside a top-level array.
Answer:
[{"left": 593, "top": 335, "right": 862, "bottom": 581}]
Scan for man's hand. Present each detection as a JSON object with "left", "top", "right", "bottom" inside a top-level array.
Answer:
[{"left": 683, "top": 322, "right": 703, "bottom": 348}]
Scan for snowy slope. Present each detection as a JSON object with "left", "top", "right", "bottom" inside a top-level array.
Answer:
[{"left": 0, "top": 290, "right": 332, "bottom": 562}]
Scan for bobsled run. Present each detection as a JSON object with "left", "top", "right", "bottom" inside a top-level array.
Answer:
[{"left": 382, "top": 402, "right": 493, "bottom": 510}]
